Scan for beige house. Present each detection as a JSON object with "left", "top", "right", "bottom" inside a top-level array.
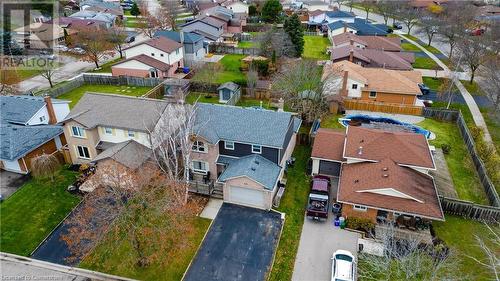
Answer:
[
  {"left": 62, "top": 93, "right": 167, "bottom": 164},
  {"left": 14, "top": 23, "right": 75, "bottom": 49}
]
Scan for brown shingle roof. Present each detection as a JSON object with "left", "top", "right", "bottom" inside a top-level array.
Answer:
[
  {"left": 309, "top": 9, "right": 325, "bottom": 16},
  {"left": 330, "top": 45, "right": 414, "bottom": 70},
  {"left": 344, "top": 126, "right": 434, "bottom": 169},
  {"left": 331, "top": 33, "right": 401, "bottom": 51},
  {"left": 327, "top": 61, "right": 422, "bottom": 95},
  {"left": 125, "top": 36, "right": 182, "bottom": 54},
  {"left": 311, "top": 128, "right": 345, "bottom": 162},
  {"left": 338, "top": 158, "right": 444, "bottom": 220},
  {"left": 113, "top": 54, "right": 170, "bottom": 71}
]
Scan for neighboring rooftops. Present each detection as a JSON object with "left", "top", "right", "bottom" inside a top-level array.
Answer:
[
  {"left": 91, "top": 140, "right": 152, "bottom": 170},
  {"left": 154, "top": 30, "right": 204, "bottom": 44},
  {"left": 48, "top": 17, "right": 107, "bottom": 29},
  {"left": 330, "top": 45, "right": 414, "bottom": 70},
  {"left": 344, "top": 126, "right": 434, "bottom": 169},
  {"left": 338, "top": 158, "right": 443, "bottom": 220},
  {"left": 327, "top": 18, "right": 388, "bottom": 36},
  {"left": 325, "top": 10, "right": 355, "bottom": 18},
  {"left": 331, "top": 33, "right": 401, "bottom": 51},
  {"left": 326, "top": 61, "right": 422, "bottom": 95},
  {"left": 218, "top": 154, "right": 281, "bottom": 190},
  {"left": 0, "top": 95, "right": 68, "bottom": 125},
  {"left": 64, "top": 93, "right": 168, "bottom": 132},
  {"left": 217, "top": 82, "right": 240, "bottom": 91},
  {"left": 113, "top": 54, "right": 170, "bottom": 71},
  {"left": 0, "top": 123, "right": 63, "bottom": 160},
  {"left": 124, "top": 36, "right": 182, "bottom": 54},
  {"left": 194, "top": 103, "right": 296, "bottom": 148},
  {"left": 309, "top": 9, "right": 325, "bottom": 16},
  {"left": 311, "top": 129, "right": 345, "bottom": 162}
]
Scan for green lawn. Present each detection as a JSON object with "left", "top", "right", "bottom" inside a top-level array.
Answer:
[
  {"left": 0, "top": 168, "right": 81, "bottom": 256},
  {"left": 185, "top": 92, "right": 276, "bottom": 109},
  {"left": 236, "top": 98, "right": 275, "bottom": 109},
  {"left": 417, "top": 118, "right": 487, "bottom": 204},
  {"left": 433, "top": 216, "right": 499, "bottom": 281},
  {"left": 193, "top": 54, "right": 246, "bottom": 85},
  {"left": 482, "top": 109, "right": 500, "bottom": 152},
  {"left": 423, "top": 44, "right": 442, "bottom": 54},
  {"left": 124, "top": 18, "right": 143, "bottom": 28},
  {"left": 401, "top": 42, "right": 422, "bottom": 52},
  {"left": 413, "top": 57, "right": 441, "bottom": 70},
  {"left": 422, "top": 77, "right": 448, "bottom": 91},
  {"left": 460, "top": 80, "right": 485, "bottom": 96},
  {"left": 268, "top": 145, "right": 311, "bottom": 281},
  {"left": 321, "top": 114, "right": 345, "bottom": 129},
  {"left": 237, "top": 41, "right": 258, "bottom": 49},
  {"left": 80, "top": 217, "right": 211, "bottom": 281},
  {"left": 58, "top": 84, "right": 152, "bottom": 108},
  {"left": 91, "top": 58, "right": 123, "bottom": 73},
  {"left": 302, "top": 36, "right": 330, "bottom": 60}
]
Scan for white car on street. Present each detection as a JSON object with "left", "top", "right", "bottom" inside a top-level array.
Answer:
[{"left": 331, "top": 250, "right": 356, "bottom": 281}]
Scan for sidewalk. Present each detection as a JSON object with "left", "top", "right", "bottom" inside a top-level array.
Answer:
[
  {"left": 398, "top": 33, "right": 493, "bottom": 144},
  {"left": 414, "top": 69, "right": 470, "bottom": 80}
]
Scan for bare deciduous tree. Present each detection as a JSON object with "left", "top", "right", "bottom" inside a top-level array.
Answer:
[
  {"left": 359, "top": 2, "right": 374, "bottom": 20},
  {"left": 467, "top": 222, "right": 500, "bottom": 281},
  {"left": 162, "top": 0, "right": 180, "bottom": 31},
  {"left": 31, "top": 153, "right": 60, "bottom": 182},
  {"left": 456, "top": 35, "right": 491, "bottom": 84},
  {"left": 74, "top": 26, "right": 115, "bottom": 69},
  {"left": 246, "top": 64, "right": 258, "bottom": 98},
  {"left": 480, "top": 59, "right": 500, "bottom": 114},
  {"left": 259, "top": 28, "right": 296, "bottom": 58},
  {"left": 397, "top": 4, "right": 422, "bottom": 35},
  {"left": 376, "top": 0, "right": 397, "bottom": 26},
  {"left": 108, "top": 25, "right": 129, "bottom": 59},
  {"left": 192, "top": 62, "right": 222, "bottom": 92},
  {"left": 40, "top": 68, "right": 56, "bottom": 88},
  {"left": 417, "top": 13, "right": 440, "bottom": 46},
  {"left": 359, "top": 223, "right": 462, "bottom": 280},
  {"left": 438, "top": 2, "right": 474, "bottom": 59}
]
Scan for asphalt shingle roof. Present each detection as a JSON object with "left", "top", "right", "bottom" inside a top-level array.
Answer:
[
  {"left": 325, "top": 11, "right": 355, "bottom": 18},
  {"left": 218, "top": 155, "right": 281, "bottom": 190},
  {"left": 194, "top": 103, "right": 294, "bottom": 148},
  {"left": 64, "top": 93, "right": 168, "bottom": 132},
  {"left": 0, "top": 123, "right": 62, "bottom": 160},
  {"left": 0, "top": 95, "right": 68, "bottom": 125},
  {"left": 154, "top": 30, "right": 203, "bottom": 44},
  {"left": 327, "top": 18, "right": 388, "bottom": 36},
  {"left": 91, "top": 140, "right": 152, "bottom": 170},
  {"left": 217, "top": 82, "right": 240, "bottom": 91}
]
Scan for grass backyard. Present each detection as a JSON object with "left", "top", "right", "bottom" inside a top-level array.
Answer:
[
  {"left": 193, "top": 54, "right": 246, "bottom": 85},
  {"left": 80, "top": 217, "right": 211, "bottom": 281},
  {"left": 417, "top": 118, "right": 488, "bottom": 204},
  {"left": 321, "top": 114, "right": 344, "bottom": 129},
  {"left": 58, "top": 84, "right": 152, "bottom": 108},
  {"left": 91, "top": 58, "right": 123, "bottom": 73},
  {"left": 185, "top": 92, "right": 276, "bottom": 109},
  {"left": 302, "top": 36, "right": 330, "bottom": 60},
  {"left": 433, "top": 216, "right": 499, "bottom": 281},
  {"left": 0, "top": 168, "right": 81, "bottom": 256},
  {"left": 268, "top": 145, "right": 311, "bottom": 281},
  {"left": 401, "top": 42, "right": 421, "bottom": 52},
  {"left": 237, "top": 41, "right": 258, "bottom": 49}
]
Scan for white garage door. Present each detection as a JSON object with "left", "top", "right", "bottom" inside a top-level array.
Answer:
[
  {"left": 230, "top": 186, "right": 266, "bottom": 209},
  {"left": 2, "top": 160, "right": 22, "bottom": 172}
]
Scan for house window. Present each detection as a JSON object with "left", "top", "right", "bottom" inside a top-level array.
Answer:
[
  {"left": 192, "top": 160, "right": 208, "bottom": 174},
  {"left": 353, "top": 205, "right": 367, "bottom": 211},
  {"left": 224, "top": 141, "right": 235, "bottom": 150},
  {"left": 71, "top": 126, "right": 85, "bottom": 137},
  {"left": 150, "top": 70, "right": 158, "bottom": 78},
  {"left": 192, "top": 141, "right": 207, "bottom": 152},
  {"left": 39, "top": 115, "right": 46, "bottom": 122},
  {"left": 352, "top": 84, "right": 357, "bottom": 90},
  {"left": 252, "top": 145, "right": 262, "bottom": 154},
  {"left": 76, "top": 145, "right": 90, "bottom": 159},
  {"left": 128, "top": 130, "right": 135, "bottom": 138},
  {"left": 104, "top": 127, "right": 113, "bottom": 135},
  {"left": 369, "top": 91, "right": 377, "bottom": 98}
]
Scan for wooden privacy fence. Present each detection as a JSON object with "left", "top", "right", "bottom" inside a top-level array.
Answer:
[
  {"left": 343, "top": 99, "right": 423, "bottom": 116},
  {"left": 82, "top": 74, "right": 163, "bottom": 87},
  {"left": 424, "top": 107, "right": 500, "bottom": 207},
  {"left": 42, "top": 76, "right": 84, "bottom": 97},
  {"left": 208, "top": 44, "right": 261, "bottom": 56},
  {"left": 439, "top": 196, "right": 500, "bottom": 223}
]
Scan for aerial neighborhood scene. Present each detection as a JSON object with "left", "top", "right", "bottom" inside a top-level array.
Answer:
[{"left": 1, "top": 0, "right": 500, "bottom": 280}]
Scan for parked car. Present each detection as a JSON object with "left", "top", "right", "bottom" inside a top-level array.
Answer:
[
  {"left": 70, "top": 47, "right": 85, "bottom": 54},
  {"left": 331, "top": 250, "right": 356, "bottom": 281},
  {"left": 125, "top": 35, "right": 135, "bottom": 43},
  {"left": 418, "top": 83, "right": 431, "bottom": 95},
  {"left": 306, "top": 176, "right": 330, "bottom": 221},
  {"left": 393, "top": 22, "right": 403, "bottom": 29},
  {"left": 467, "top": 28, "right": 485, "bottom": 36},
  {"left": 54, "top": 45, "right": 68, "bottom": 52}
]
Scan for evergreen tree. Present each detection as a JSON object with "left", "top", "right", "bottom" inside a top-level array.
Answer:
[
  {"left": 261, "top": 0, "right": 282, "bottom": 23},
  {"left": 284, "top": 14, "right": 304, "bottom": 57},
  {"left": 130, "top": 2, "right": 141, "bottom": 17}
]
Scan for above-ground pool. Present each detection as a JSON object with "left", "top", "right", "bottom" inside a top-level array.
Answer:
[{"left": 339, "top": 114, "right": 433, "bottom": 139}]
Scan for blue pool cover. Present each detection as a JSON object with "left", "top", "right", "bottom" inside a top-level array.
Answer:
[{"left": 339, "top": 114, "right": 432, "bottom": 139}]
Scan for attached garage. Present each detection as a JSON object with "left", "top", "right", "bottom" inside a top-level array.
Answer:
[
  {"left": 229, "top": 186, "right": 267, "bottom": 209},
  {"left": 318, "top": 160, "right": 341, "bottom": 177}
]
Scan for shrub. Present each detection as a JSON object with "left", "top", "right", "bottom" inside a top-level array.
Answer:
[
  {"left": 251, "top": 60, "right": 269, "bottom": 76},
  {"left": 469, "top": 126, "right": 483, "bottom": 141},
  {"left": 441, "top": 143, "right": 452, "bottom": 154},
  {"left": 31, "top": 154, "right": 61, "bottom": 182},
  {"left": 249, "top": 5, "right": 258, "bottom": 16},
  {"left": 345, "top": 217, "right": 375, "bottom": 232}
]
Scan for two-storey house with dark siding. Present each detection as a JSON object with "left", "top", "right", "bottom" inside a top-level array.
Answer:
[{"left": 190, "top": 103, "right": 301, "bottom": 210}]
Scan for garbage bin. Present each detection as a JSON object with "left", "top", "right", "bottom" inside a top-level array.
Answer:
[{"left": 339, "top": 217, "right": 346, "bottom": 229}]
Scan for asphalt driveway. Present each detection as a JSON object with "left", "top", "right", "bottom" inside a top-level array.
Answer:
[
  {"left": 0, "top": 170, "right": 29, "bottom": 200},
  {"left": 183, "top": 203, "right": 283, "bottom": 281}
]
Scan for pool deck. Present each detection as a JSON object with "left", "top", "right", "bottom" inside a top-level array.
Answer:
[{"left": 345, "top": 110, "right": 425, "bottom": 125}]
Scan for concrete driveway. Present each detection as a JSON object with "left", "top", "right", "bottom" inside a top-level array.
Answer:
[
  {"left": 0, "top": 170, "right": 29, "bottom": 200},
  {"left": 292, "top": 214, "right": 360, "bottom": 281},
  {"left": 183, "top": 203, "right": 283, "bottom": 281}
]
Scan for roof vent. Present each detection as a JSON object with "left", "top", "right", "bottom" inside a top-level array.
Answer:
[
  {"left": 383, "top": 167, "right": 388, "bottom": 171},
  {"left": 354, "top": 179, "right": 359, "bottom": 183},
  {"left": 250, "top": 167, "right": 256, "bottom": 171},
  {"left": 254, "top": 160, "right": 260, "bottom": 165},
  {"left": 383, "top": 174, "right": 389, "bottom": 178},
  {"left": 358, "top": 146, "right": 363, "bottom": 155}
]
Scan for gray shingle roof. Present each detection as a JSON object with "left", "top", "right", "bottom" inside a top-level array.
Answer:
[
  {"left": 65, "top": 93, "right": 168, "bottom": 132},
  {"left": 217, "top": 82, "right": 240, "bottom": 92},
  {"left": 91, "top": 140, "right": 152, "bottom": 170},
  {"left": 218, "top": 155, "right": 281, "bottom": 190},
  {"left": 0, "top": 95, "right": 68, "bottom": 125},
  {"left": 0, "top": 123, "right": 63, "bottom": 160},
  {"left": 194, "top": 104, "right": 294, "bottom": 148}
]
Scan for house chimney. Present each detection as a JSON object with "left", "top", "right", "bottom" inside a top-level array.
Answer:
[
  {"left": 44, "top": 95, "right": 57, "bottom": 124},
  {"left": 358, "top": 146, "right": 363, "bottom": 155},
  {"left": 343, "top": 22, "right": 347, "bottom": 33},
  {"left": 341, "top": 70, "right": 348, "bottom": 97},
  {"left": 349, "top": 49, "right": 354, "bottom": 62}
]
